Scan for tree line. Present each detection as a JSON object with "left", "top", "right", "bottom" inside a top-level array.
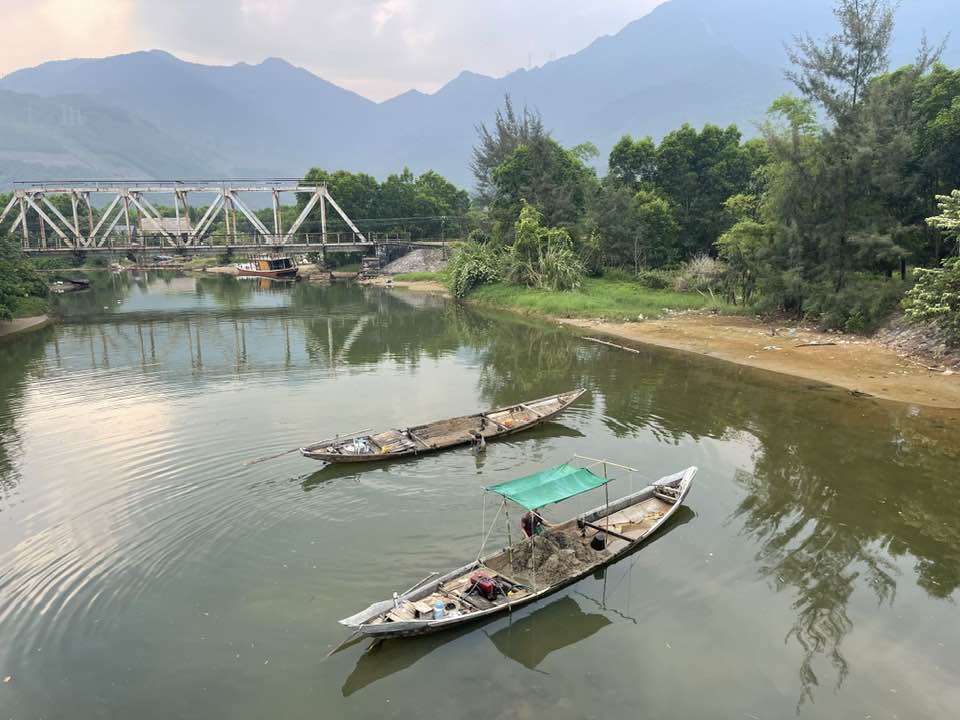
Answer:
[
  {"left": 455, "top": 0, "right": 960, "bottom": 340},
  {"left": 3, "top": 0, "right": 959, "bottom": 340}
]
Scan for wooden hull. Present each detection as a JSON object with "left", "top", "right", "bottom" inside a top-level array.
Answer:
[
  {"left": 339, "top": 466, "right": 696, "bottom": 639},
  {"left": 301, "top": 389, "right": 586, "bottom": 464},
  {"left": 236, "top": 267, "right": 298, "bottom": 278}
]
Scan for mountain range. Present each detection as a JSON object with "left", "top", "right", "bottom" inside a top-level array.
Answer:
[{"left": 1, "top": 0, "right": 957, "bottom": 189}]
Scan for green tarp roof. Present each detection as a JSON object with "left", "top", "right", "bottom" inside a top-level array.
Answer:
[{"left": 486, "top": 463, "right": 608, "bottom": 511}]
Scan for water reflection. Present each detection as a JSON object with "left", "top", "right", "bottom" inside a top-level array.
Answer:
[
  {"left": 0, "top": 272, "right": 954, "bottom": 718},
  {"left": 487, "top": 595, "right": 611, "bottom": 671},
  {"left": 729, "top": 395, "right": 960, "bottom": 709},
  {"left": 0, "top": 329, "right": 51, "bottom": 504}
]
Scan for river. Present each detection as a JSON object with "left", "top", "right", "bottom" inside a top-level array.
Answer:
[{"left": 0, "top": 272, "right": 957, "bottom": 718}]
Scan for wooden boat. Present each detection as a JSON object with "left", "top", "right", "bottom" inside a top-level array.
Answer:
[
  {"left": 236, "top": 255, "right": 298, "bottom": 279},
  {"left": 300, "top": 389, "right": 586, "bottom": 463},
  {"left": 338, "top": 459, "right": 696, "bottom": 639}
]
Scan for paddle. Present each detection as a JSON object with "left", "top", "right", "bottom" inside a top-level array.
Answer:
[
  {"left": 325, "top": 630, "right": 365, "bottom": 658},
  {"left": 243, "top": 427, "right": 372, "bottom": 466}
]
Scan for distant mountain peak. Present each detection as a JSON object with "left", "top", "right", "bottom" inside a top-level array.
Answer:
[{"left": 260, "top": 56, "right": 293, "bottom": 68}]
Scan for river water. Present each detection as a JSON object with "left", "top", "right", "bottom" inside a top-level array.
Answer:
[{"left": 0, "top": 272, "right": 957, "bottom": 719}]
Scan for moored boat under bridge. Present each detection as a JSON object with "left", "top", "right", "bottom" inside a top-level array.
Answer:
[{"left": 1, "top": 180, "right": 451, "bottom": 257}]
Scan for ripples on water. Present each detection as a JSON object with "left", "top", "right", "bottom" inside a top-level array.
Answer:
[{"left": 0, "top": 272, "right": 958, "bottom": 719}]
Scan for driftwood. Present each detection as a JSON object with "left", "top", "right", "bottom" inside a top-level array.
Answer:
[
  {"left": 794, "top": 342, "right": 838, "bottom": 348},
  {"left": 584, "top": 336, "right": 642, "bottom": 354}
]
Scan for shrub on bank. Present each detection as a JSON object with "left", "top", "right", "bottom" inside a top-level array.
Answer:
[
  {"left": 0, "top": 237, "right": 49, "bottom": 320},
  {"left": 447, "top": 240, "right": 502, "bottom": 298},
  {"left": 904, "top": 257, "right": 960, "bottom": 345},
  {"left": 673, "top": 254, "right": 726, "bottom": 294},
  {"left": 804, "top": 275, "right": 907, "bottom": 334},
  {"left": 636, "top": 269, "right": 674, "bottom": 290},
  {"left": 504, "top": 204, "right": 585, "bottom": 291}
]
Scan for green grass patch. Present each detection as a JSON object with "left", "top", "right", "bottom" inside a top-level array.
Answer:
[
  {"left": 334, "top": 262, "right": 361, "bottom": 273},
  {"left": 183, "top": 256, "right": 219, "bottom": 268},
  {"left": 11, "top": 295, "right": 49, "bottom": 319},
  {"left": 392, "top": 271, "right": 446, "bottom": 282},
  {"left": 468, "top": 278, "right": 735, "bottom": 321}
]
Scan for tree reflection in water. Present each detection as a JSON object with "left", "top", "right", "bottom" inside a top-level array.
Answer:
[
  {"left": 21, "top": 274, "right": 960, "bottom": 711},
  {"left": 0, "top": 329, "right": 50, "bottom": 507},
  {"left": 729, "top": 395, "right": 958, "bottom": 710}
]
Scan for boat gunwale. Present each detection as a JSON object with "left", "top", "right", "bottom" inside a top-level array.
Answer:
[{"left": 300, "top": 389, "right": 586, "bottom": 462}]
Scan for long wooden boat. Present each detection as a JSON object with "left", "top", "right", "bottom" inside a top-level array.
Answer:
[
  {"left": 338, "top": 462, "right": 696, "bottom": 639},
  {"left": 300, "top": 389, "right": 586, "bottom": 463},
  {"left": 236, "top": 255, "right": 298, "bottom": 279}
]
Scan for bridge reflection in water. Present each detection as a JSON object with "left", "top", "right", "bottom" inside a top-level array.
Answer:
[
  {"left": 2, "top": 272, "right": 958, "bottom": 718},
  {"left": 46, "top": 272, "right": 437, "bottom": 380}
]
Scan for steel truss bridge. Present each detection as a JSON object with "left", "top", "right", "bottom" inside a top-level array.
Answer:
[{"left": 1, "top": 180, "right": 387, "bottom": 256}]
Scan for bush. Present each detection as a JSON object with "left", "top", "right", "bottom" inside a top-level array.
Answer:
[
  {"left": 636, "top": 269, "right": 674, "bottom": 289},
  {"left": 0, "top": 237, "right": 49, "bottom": 320},
  {"left": 805, "top": 275, "right": 906, "bottom": 334},
  {"left": 466, "top": 228, "right": 491, "bottom": 244},
  {"left": 601, "top": 267, "right": 634, "bottom": 282},
  {"left": 903, "top": 257, "right": 960, "bottom": 345},
  {"left": 504, "top": 204, "right": 585, "bottom": 291},
  {"left": 673, "top": 254, "right": 726, "bottom": 294},
  {"left": 447, "top": 240, "right": 502, "bottom": 298}
]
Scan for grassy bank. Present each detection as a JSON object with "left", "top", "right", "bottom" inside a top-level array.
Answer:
[
  {"left": 467, "top": 279, "right": 735, "bottom": 321},
  {"left": 393, "top": 271, "right": 446, "bottom": 282},
  {"left": 10, "top": 296, "right": 49, "bottom": 319}
]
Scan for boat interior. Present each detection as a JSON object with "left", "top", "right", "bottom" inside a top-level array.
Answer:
[{"left": 369, "top": 485, "right": 680, "bottom": 627}]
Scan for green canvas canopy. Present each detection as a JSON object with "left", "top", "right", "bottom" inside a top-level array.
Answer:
[{"left": 486, "top": 463, "right": 608, "bottom": 511}]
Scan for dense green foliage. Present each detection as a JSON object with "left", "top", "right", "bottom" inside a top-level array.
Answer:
[
  {"left": 0, "top": 234, "right": 48, "bottom": 320},
  {"left": 456, "top": 1, "right": 960, "bottom": 336},
  {"left": 300, "top": 166, "right": 469, "bottom": 240},
  {"left": 608, "top": 125, "right": 767, "bottom": 259},
  {"left": 503, "top": 204, "right": 584, "bottom": 291},
  {"left": 447, "top": 240, "right": 502, "bottom": 298},
  {"left": 464, "top": 0, "right": 960, "bottom": 336},
  {"left": 903, "top": 190, "right": 960, "bottom": 343},
  {"left": 927, "top": 190, "right": 960, "bottom": 252},
  {"left": 471, "top": 97, "right": 547, "bottom": 207},
  {"left": 904, "top": 258, "right": 960, "bottom": 344}
]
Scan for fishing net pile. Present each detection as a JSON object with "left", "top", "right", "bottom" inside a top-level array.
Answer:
[{"left": 509, "top": 530, "right": 605, "bottom": 586}]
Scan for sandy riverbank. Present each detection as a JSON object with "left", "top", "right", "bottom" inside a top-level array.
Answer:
[
  {"left": 561, "top": 314, "right": 960, "bottom": 410},
  {"left": 365, "top": 276, "right": 960, "bottom": 408},
  {"left": 359, "top": 276, "right": 450, "bottom": 296},
  {"left": 0, "top": 315, "right": 50, "bottom": 340}
]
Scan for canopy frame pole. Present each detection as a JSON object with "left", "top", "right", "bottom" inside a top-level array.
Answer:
[
  {"left": 480, "top": 492, "right": 485, "bottom": 552},
  {"left": 604, "top": 462, "right": 610, "bottom": 536},
  {"left": 504, "top": 503, "right": 513, "bottom": 574},
  {"left": 574, "top": 454, "right": 638, "bottom": 473},
  {"left": 532, "top": 515, "right": 537, "bottom": 593},
  {"left": 476, "top": 497, "right": 505, "bottom": 562}
]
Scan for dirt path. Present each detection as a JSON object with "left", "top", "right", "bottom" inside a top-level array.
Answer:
[
  {"left": 562, "top": 314, "right": 960, "bottom": 410},
  {"left": 0, "top": 315, "right": 50, "bottom": 339}
]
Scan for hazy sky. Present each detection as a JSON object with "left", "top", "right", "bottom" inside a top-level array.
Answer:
[{"left": 0, "top": 0, "right": 666, "bottom": 100}]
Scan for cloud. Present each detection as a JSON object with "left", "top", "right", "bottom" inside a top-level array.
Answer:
[
  {"left": 0, "top": 0, "right": 142, "bottom": 75},
  {"left": 0, "top": 0, "right": 666, "bottom": 100}
]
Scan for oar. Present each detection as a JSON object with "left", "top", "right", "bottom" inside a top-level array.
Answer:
[
  {"left": 243, "top": 427, "right": 372, "bottom": 466},
  {"left": 400, "top": 571, "right": 439, "bottom": 597},
  {"left": 325, "top": 629, "right": 365, "bottom": 658}
]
